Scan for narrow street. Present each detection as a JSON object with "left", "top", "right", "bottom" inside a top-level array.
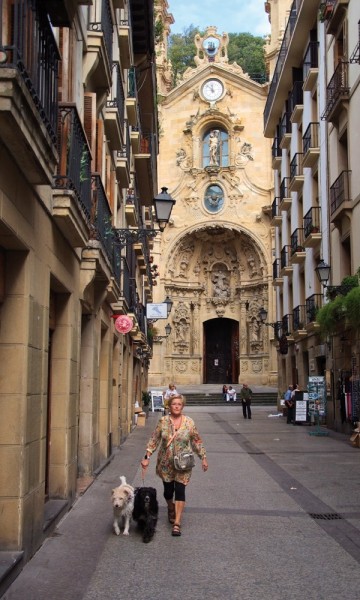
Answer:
[{"left": 4, "top": 406, "right": 360, "bottom": 600}]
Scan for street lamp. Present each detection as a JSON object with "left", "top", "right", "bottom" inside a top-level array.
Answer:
[
  {"left": 153, "top": 323, "right": 172, "bottom": 342},
  {"left": 113, "top": 187, "right": 176, "bottom": 247},
  {"left": 315, "top": 259, "right": 331, "bottom": 286},
  {"left": 163, "top": 295, "right": 173, "bottom": 316},
  {"left": 258, "top": 307, "right": 283, "bottom": 338}
]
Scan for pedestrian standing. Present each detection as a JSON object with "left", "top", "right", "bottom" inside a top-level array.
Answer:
[
  {"left": 240, "top": 383, "right": 253, "bottom": 419},
  {"left": 284, "top": 384, "right": 294, "bottom": 423}
]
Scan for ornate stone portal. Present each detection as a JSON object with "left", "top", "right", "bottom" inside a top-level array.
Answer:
[{"left": 150, "top": 18, "right": 277, "bottom": 386}]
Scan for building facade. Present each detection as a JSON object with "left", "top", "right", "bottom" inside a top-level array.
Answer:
[
  {"left": 0, "top": 0, "right": 159, "bottom": 572},
  {"left": 149, "top": 11, "right": 275, "bottom": 387},
  {"left": 264, "top": 0, "right": 360, "bottom": 431}
]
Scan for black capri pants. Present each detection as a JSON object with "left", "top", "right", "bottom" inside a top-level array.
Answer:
[{"left": 163, "top": 480, "right": 186, "bottom": 502}]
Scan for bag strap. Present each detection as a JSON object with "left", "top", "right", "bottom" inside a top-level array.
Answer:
[{"left": 166, "top": 429, "right": 178, "bottom": 448}]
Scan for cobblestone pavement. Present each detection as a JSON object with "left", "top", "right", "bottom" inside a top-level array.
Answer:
[{"left": 3, "top": 406, "right": 360, "bottom": 600}]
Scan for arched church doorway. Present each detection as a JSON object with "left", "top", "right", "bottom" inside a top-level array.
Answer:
[{"left": 203, "top": 318, "right": 239, "bottom": 384}]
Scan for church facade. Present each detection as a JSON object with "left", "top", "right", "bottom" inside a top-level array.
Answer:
[{"left": 149, "top": 16, "right": 275, "bottom": 387}]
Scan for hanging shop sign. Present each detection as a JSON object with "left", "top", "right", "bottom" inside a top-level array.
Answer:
[{"left": 114, "top": 315, "right": 133, "bottom": 334}]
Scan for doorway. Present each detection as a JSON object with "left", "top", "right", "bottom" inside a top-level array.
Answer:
[{"left": 203, "top": 318, "right": 239, "bottom": 384}]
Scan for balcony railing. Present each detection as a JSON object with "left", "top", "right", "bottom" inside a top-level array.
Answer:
[
  {"left": 280, "top": 177, "right": 290, "bottom": 203},
  {"left": 128, "top": 67, "right": 137, "bottom": 98},
  {"left": 0, "top": 0, "right": 60, "bottom": 143},
  {"left": 273, "top": 258, "right": 281, "bottom": 280},
  {"left": 305, "top": 294, "right": 323, "bottom": 324},
  {"left": 290, "top": 228, "right": 305, "bottom": 255},
  {"left": 322, "top": 60, "right": 349, "bottom": 121},
  {"left": 330, "top": 170, "right": 351, "bottom": 215},
  {"left": 289, "top": 80, "right": 303, "bottom": 115},
  {"left": 280, "top": 245, "right": 292, "bottom": 270},
  {"left": 290, "top": 153, "right": 304, "bottom": 180},
  {"left": 282, "top": 314, "right": 293, "bottom": 336},
  {"left": 350, "top": 21, "right": 360, "bottom": 64},
  {"left": 91, "top": 174, "right": 120, "bottom": 279},
  {"left": 303, "top": 122, "right": 319, "bottom": 154},
  {"left": 280, "top": 111, "right": 292, "bottom": 140},
  {"left": 107, "top": 62, "right": 125, "bottom": 131},
  {"left": 271, "top": 197, "right": 281, "bottom": 222},
  {"left": 54, "top": 105, "right": 92, "bottom": 220},
  {"left": 303, "top": 207, "right": 321, "bottom": 238},
  {"left": 303, "top": 40, "right": 319, "bottom": 81},
  {"left": 89, "top": 0, "right": 113, "bottom": 66},
  {"left": 272, "top": 137, "right": 281, "bottom": 160},
  {"left": 264, "top": 0, "right": 297, "bottom": 127},
  {"left": 293, "top": 304, "right": 306, "bottom": 331}
]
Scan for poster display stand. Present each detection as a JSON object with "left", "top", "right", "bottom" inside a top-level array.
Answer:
[
  {"left": 308, "top": 376, "right": 329, "bottom": 436},
  {"left": 150, "top": 390, "right": 165, "bottom": 413}
]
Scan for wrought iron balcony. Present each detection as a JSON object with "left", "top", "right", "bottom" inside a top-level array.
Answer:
[
  {"left": 330, "top": 170, "right": 352, "bottom": 221},
  {"left": 272, "top": 136, "right": 282, "bottom": 169},
  {"left": 126, "top": 67, "right": 138, "bottom": 126},
  {"left": 271, "top": 197, "right": 282, "bottom": 227},
  {"left": 105, "top": 62, "right": 126, "bottom": 150},
  {"left": 302, "top": 122, "right": 319, "bottom": 168},
  {"left": 289, "top": 153, "right": 304, "bottom": 192},
  {"left": 306, "top": 294, "right": 323, "bottom": 326},
  {"left": 272, "top": 258, "right": 283, "bottom": 287},
  {"left": 324, "top": 0, "right": 349, "bottom": 36},
  {"left": 282, "top": 314, "right": 293, "bottom": 337},
  {"left": 53, "top": 104, "right": 92, "bottom": 246},
  {"left": 290, "top": 228, "right": 306, "bottom": 264},
  {"left": 303, "top": 40, "right": 319, "bottom": 91},
  {"left": 321, "top": 60, "right": 349, "bottom": 122},
  {"left": 293, "top": 304, "right": 307, "bottom": 333},
  {"left": 125, "top": 188, "right": 140, "bottom": 227},
  {"left": 303, "top": 207, "right": 321, "bottom": 248},
  {"left": 280, "top": 245, "right": 293, "bottom": 276},
  {"left": 116, "top": 122, "right": 131, "bottom": 187},
  {"left": 134, "top": 132, "right": 158, "bottom": 206},
  {"left": 350, "top": 21, "right": 360, "bottom": 64},
  {"left": 289, "top": 80, "right": 303, "bottom": 123},
  {"left": 86, "top": 0, "right": 114, "bottom": 90},
  {"left": 118, "top": 15, "right": 133, "bottom": 68},
  {"left": 279, "top": 177, "right": 291, "bottom": 211},
  {"left": 91, "top": 174, "right": 120, "bottom": 280},
  {"left": 280, "top": 111, "right": 292, "bottom": 149}
]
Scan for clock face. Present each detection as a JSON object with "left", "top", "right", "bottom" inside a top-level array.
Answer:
[{"left": 202, "top": 79, "right": 224, "bottom": 101}]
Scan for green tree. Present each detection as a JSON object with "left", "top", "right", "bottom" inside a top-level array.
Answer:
[
  {"left": 168, "top": 25, "right": 200, "bottom": 86},
  {"left": 228, "top": 33, "right": 267, "bottom": 82},
  {"left": 168, "top": 28, "right": 267, "bottom": 87}
]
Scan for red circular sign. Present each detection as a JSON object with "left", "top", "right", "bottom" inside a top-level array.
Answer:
[{"left": 114, "top": 315, "right": 133, "bottom": 334}]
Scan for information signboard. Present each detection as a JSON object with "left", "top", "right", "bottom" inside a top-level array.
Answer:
[
  {"left": 294, "top": 400, "right": 308, "bottom": 422},
  {"left": 308, "top": 376, "right": 326, "bottom": 416},
  {"left": 150, "top": 390, "right": 165, "bottom": 412}
]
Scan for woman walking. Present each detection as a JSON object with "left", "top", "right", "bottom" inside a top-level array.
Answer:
[{"left": 141, "top": 395, "right": 208, "bottom": 536}]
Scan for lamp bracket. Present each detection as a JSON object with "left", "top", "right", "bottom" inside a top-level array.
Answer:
[{"left": 113, "top": 228, "right": 159, "bottom": 248}]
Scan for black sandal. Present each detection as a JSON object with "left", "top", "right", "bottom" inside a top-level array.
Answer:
[{"left": 171, "top": 523, "right": 181, "bottom": 536}]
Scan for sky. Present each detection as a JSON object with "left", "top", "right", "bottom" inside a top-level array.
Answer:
[{"left": 168, "top": 0, "right": 271, "bottom": 37}]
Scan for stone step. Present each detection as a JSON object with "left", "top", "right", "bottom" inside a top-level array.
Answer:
[{"left": 183, "top": 392, "right": 278, "bottom": 406}]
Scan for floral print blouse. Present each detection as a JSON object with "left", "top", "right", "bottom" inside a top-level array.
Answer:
[{"left": 146, "top": 415, "right": 207, "bottom": 484}]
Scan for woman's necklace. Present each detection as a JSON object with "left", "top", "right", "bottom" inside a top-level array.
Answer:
[{"left": 171, "top": 415, "right": 182, "bottom": 431}]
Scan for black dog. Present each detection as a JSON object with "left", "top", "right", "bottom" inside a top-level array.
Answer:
[{"left": 132, "top": 487, "right": 159, "bottom": 543}]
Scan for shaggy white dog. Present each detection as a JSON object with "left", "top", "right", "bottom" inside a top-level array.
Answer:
[{"left": 111, "top": 475, "right": 134, "bottom": 536}]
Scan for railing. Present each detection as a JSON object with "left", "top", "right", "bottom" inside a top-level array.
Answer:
[
  {"left": 293, "top": 304, "right": 306, "bottom": 330},
  {"left": 304, "top": 207, "right": 321, "bottom": 238},
  {"left": 280, "top": 177, "right": 290, "bottom": 202},
  {"left": 306, "top": 294, "right": 323, "bottom": 324},
  {"left": 264, "top": 0, "right": 297, "bottom": 126},
  {"left": 350, "top": 21, "right": 360, "bottom": 64},
  {"left": 289, "top": 80, "right": 303, "bottom": 114},
  {"left": 121, "top": 259, "right": 132, "bottom": 307},
  {"left": 0, "top": 0, "right": 60, "bottom": 143},
  {"left": 107, "top": 62, "right": 125, "bottom": 130},
  {"left": 128, "top": 67, "right": 137, "bottom": 98},
  {"left": 280, "top": 111, "right": 292, "bottom": 139},
  {"left": 271, "top": 197, "right": 281, "bottom": 220},
  {"left": 330, "top": 170, "right": 351, "bottom": 214},
  {"left": 303, "top": 40, "right": 319, "bottom": 80},
  {"left": 290, "top": 153, "right": 304, "bottom": 180},
  {"left": 290, "top": 228, "right": 305, "bottom": 254},
  {"left": 273, "top": 258, "right": 281, "bottom": 280},
  {"left": 89, "top": 0, "right": 113, "bottom": 66},
  {"left": 272, "top": 137, "right": 281, "bottom": 160},
  {"left": 282, "top": 314, "right": 292, "bottom": 336},
  {"left": 91, "top": 174, "right": 120, "bottom": 279},
  {"left": 54, "top": 105, "right": 92, "bottom": 221},
  {"left": 322, "top": 60, "right": 349, "bottom": 121},
  {"left": 303, "top": 122, "right": 319, "bottom": 153},
  {"left": 280, "top": 245, "right": 292, "bottom": 269}
]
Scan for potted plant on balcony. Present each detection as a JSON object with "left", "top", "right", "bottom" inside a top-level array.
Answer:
[{"left": 319, "top": 2, "right": 333, "bottom": 22}]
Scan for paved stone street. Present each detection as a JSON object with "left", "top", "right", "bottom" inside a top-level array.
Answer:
[{"left": 3, "top": 405, "right": 360, "bottom": 600}]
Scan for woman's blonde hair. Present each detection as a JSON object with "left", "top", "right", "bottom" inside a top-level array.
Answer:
[{"left": 168, "top": 394, "right": 186, "bottom": 407}]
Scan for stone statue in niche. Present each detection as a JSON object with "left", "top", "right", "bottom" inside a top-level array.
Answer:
[
  {"left": 175, "top": 319, "right": 189, "bottom": 342},
  {"left": 175, "top": 243, "right": 194, "bottom": 278},
  {"left": 249, "top": 317, "right": 263, "bottom": 353},
  {"left": 209, "top": 130, "right": 220, "bottom": 166},
  {"left": 211, "top": 267, "right": 230, "bottom": 298}
]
